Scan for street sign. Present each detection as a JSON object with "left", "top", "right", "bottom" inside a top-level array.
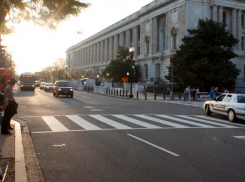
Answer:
[{"left": 121, "top": 78, "right": 128, "bottom": 81}]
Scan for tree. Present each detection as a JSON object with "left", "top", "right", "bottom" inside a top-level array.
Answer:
[
  {"left": 166, "top": 18, "right": 240, "bottom": 91},
  {"left": 0, "top": 45, "right": 17, "bottom": 76},
  {"left": 0, "top": 0, "right": 91, "bottom": 35},
  {"left": 102, "top": 46, "right": 141, "bottom": 82}
]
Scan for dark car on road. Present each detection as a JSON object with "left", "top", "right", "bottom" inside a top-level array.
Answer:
[
  {"left": 44, "top": 83, "right": 54, "bottom": 92},
  {"left": 35, "top": 81, "right": 41, "bottom": 87},
  {"left": 40, "top": 82, "right": 47, "bottom": 90},
  {"left": 53, "top": 80, "right": 73, "bottom": 98}
]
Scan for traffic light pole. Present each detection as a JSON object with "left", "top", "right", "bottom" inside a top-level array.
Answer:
[
  {"left": 129, "top": 55, "right": 133, "bottom": 98},
  {"left": 170, "top": 65, "right": 174, "bottom": 99}
]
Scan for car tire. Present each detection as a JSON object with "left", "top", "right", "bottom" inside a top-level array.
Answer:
[
  {"left": 205, "top": 104, "right": 211, "bottom": 115},
  {"left": 228, "top": 109, "right": 236, "bottom": 123},
  {"left": 70, "top": 94, "right": 73, "bottom": 98},
  {"left": 56, "top": 92, "right": 59, "bottom": 98},
  {"left": 53, "top": 92, "right": 55, "bottom": 97}
]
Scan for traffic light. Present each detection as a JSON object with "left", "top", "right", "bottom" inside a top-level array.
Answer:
[
  {"left": 132, "top": 60, "right": 135, "bottom": 69},
  {"left": 168, "top": 69, "right": 172, "bottom": 78}
]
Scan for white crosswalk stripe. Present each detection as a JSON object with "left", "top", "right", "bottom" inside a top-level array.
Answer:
[
  {"left": 66, "top": 115, "right": 101, "bottom": 130},
  {"left": 177, "top": 115, "right": 238, "bottom": 128},
  {"left": 30, "top": 114, "right": 244, "bottom": 133},
  {"left": 134, "top": 115, "right": 189, "bottom": 128},
  {"left": 42, "top": 116, "right": 69, "bottom": 132},
  {"left": 113, "top": 115, "right": 162, "bottom": 129},
  {"left": 90, "top": 115, "right": 132, "bottom": 129}
]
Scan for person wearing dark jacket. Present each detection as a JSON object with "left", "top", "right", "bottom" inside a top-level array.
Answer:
[{"left": 1, "top": 78, "right": 18, "bottom": 135}]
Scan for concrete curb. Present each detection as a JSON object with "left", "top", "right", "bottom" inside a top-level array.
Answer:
[{"left": 13, "top": 120, "right": 27, "bottom": 182}]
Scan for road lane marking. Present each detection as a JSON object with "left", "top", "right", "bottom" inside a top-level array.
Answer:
[
  {"left": 177, "top": 115, "right": 238, "bottom": 128},
  {"left": 42, "top": 116, "right": 69, "bottom": 132},
  {"left": 134, "top": 115, "right": 189, "bottom": 128},
  {"left": 157, "top": 115, "right": 214, "bottom": 128},
  {"left": 66, "top": 115, "right": 101, "bottom": 130},
  {"left": 90, "top": 115, "right": 132, "bottom": 129},
  {"left": 194, "top": 115, "right": 245, "bottom": 127},
  {"left": 127, "top": 134, "right": 179, "bottom": 157},
  {"left": 90, "top": 109, "right": 103, "bottom": 111},
  {"left": 113, "top": 115, "right": 162, "bottom": 129},
  {"left": 83, "top": 106, "right": 94, "bottom": 108}
]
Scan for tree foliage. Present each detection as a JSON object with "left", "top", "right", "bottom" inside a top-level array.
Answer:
[
  {"left": 166, "top": 19, "right": 240, "bottom": 91},
  {"left": 102, "top": 46, "right": 141, "bottom": 82},
  {"left": 0, "top": 45, "right": 17, "bottom": 76},
  {"left": 0, "top": 0, "right": 91, "bottom": 34}
]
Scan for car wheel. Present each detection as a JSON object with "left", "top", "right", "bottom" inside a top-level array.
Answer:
[
  {"left": 53, "top": 92, "right": 55, "bottom": 97},
  {"left": 66, "top": 95, "right": 68, "bottom": 97},
  {"left": 70, "top": 94, "right": 73, "bottom": 98},
  {"left": 56, "top": 92, "right": 59, "bottom": 98},
  {"left": 205, "top": 104, "right": 211, "bottom": 115},
  {"left": 228, "top": 109, "right": 236, "bottom": 122}
]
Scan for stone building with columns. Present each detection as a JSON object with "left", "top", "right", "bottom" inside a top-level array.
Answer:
[{"left": 66, "top": 0, "right": 245, "bottom": 90}]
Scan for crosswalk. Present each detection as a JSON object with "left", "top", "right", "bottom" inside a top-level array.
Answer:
[{"left": 28, "top": 114, "right": 245, "bottom": 133}]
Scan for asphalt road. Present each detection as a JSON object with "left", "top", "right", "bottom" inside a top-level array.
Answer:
[{"left": 13, "top": 88, "right": 245, "bottom": 182}]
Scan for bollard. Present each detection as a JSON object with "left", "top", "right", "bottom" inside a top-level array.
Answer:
[
  {"left": 154, "top": 92, "right": 156, "bottom": 100},
  {"left": 164, "top": 92, "right": 165, "bottom": 99},
  {"left": 117, "top": 89, "right": 118, "bottom": 96},
  {"left": 120, "top": 89, "right": 121, "bottom": 96},
  {"left": 114, "top": 89, "right": 115, "bottom": 96},
  {"left": 179, "top": 91, "right": 181, "bottom": 100},
  {"left": 137, "top": 91, "right": 138, "bottom": 99},
  {"left": 145, "top": 91, "right": 147, "bottom": 100},
  {"left": 106, "top": 88, "right": 108, "bottom": 94},
  {"left": 126, "top": 90, "right": 128, "bottom": 97},
  {"left": 111, "top": 89, "right": 113, "bottom": 95},
  {"left": 109, "top": 88, "right": 110, "bottom": 95}
]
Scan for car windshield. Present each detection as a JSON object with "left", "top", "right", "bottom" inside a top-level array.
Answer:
[
  {"left": 56, "top": 82, "right": 70, "bottom": 87},
  {"left": 46, "top": 84, "right": 53, "bottom": 86},
  {"left": 237, "top": 96, "right": 245, "bottom": 103}
]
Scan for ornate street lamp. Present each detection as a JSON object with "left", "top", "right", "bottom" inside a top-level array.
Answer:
[
  {"left": 129, "top": 46, "right": 135, "bottom": 98},
  {"left": 107, "top": 73, "right": 109, "bottom": 82}
]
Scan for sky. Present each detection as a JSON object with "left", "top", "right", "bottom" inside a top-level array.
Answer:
[{"left": 2, "top": 0, "right": 152, "bottom": 74}]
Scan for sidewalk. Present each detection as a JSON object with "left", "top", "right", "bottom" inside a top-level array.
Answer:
[{"left": 0, "top": 116, "right": 27, "bottom": 182}]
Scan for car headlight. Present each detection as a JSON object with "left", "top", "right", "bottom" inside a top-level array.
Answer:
[
  {"left": 32, "top": 85, "right": 35, "bottom": 87},
  {"left": 70, "top": 89, "right": 73, "bottom": 91},
  {"left": 58, "top": 88, "right": 61, "bottom": 91}
]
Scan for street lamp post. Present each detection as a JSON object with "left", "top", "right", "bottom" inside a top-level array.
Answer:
[
  {"left": 107, "top": 73, "right": 109, "bottom": 82},
  {"left": 65, "top": 65, "right": 68, "bottom": 80},
  {"left": 129, "top": 47, "right": 135, "bottom": 98}
]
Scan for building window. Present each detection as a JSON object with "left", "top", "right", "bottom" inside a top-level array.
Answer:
[
  {"left": 173, "top": 34, "right": 177, "bottom": 50},
  {"left": 242, "top": 37, "right": 244, "bottom": 51},
  {"left": 145, "top": 41, "right": 150, "bottom": 54},
  {"left": 223, "top": 12, "right": 226, "bottom": 24},
  {"left": 144, "top": 64, "right": 148, "bottom": 79}
]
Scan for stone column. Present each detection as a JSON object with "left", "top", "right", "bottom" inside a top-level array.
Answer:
[
  {"left": 232, "top": 9, "right": 237, "bottom": 45},
  {"left": 100, "top": 41, "right": 104, "bottom": 63},
  {"left": 140, "top": 21, "right": 145, "bottom": 55},
  {"left": 153, "top": 17, "right": 158, "bottom": 52},
  {"left": 218, "top": 6, "right": 223, "bottom": 22},
  {"left": 126, "top": 30, "right": 130, "bottom": 48},
  {"left": 213, "top": 6, "right": 217, "bottom": 22},
  {"left": 134, "top": 26, "right": 139, "bottom": 56},
  {"left": 86, "top": 47, "right": 89, "bottom": 66},
  {"left": 97, "top": 43, "right": 100, "bottom": 64},
  {"left": 150, "top": 18, "right": 154, "bottom": 53},
  {"left": 182, "top": 6, "right": 186, "bottom": 41},
  {"left": 167, "top": 11, "right": 171, "bottom": 50},
  {"left": 80, "top": 50, "right": 82, "bottom": 67},
  {"left": 238, "top": 9, "right": 242, "bottom": 50},
  {"left": 90, "top": 45, "right": 93, "bottom": 65},
  {"left": 119, "top": 32, "right": 124, "bottom": 46},
  {"left": 178, "top": 8, "right": 182, "bottom": 46},
  {"left": 109, "top": 37, "right": 113, "bottom": 61},
  {"left": 114, "top": 34, "right": 118, "bottom": 59},
  {"left": 93, "top": 44, "right": 96, "bottom": 64},
  {"left": 104, "top": 39, "right": 108, "bottom": 62}
]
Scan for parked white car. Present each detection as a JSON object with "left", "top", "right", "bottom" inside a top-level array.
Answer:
[{"left": 203, "top": 93, "right": 245, "bottom": 122}]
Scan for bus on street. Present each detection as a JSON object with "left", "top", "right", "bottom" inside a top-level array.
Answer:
[{"left": 19, "top": 72, "right": 35, "bottom": 91}]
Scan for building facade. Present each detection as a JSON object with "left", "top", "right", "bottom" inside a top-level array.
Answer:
[{"left": 66, "top": 0, "right": 245, "bottom": 90}]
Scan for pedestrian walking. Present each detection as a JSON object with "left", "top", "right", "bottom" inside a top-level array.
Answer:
[
  {"left": 142, "top": 85, "right": 145, "bottom": 96},
  {"left": 166, "top": 86, "right": 171, "bottom": 97},
  {"left": 210, "top": 87, "right": 215, "bottom": 99},
  {"left": 196, "top": 87, "right": 199, "bottom": 99},
  {"left": 214, "top": 87, "right": 219, "bottom": 97},
  {"left": 184, "top": 85, "right": 191, "bottom": 101},
  {"left": 1, "top": 78, "right": 18, "bottom": 135}
]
